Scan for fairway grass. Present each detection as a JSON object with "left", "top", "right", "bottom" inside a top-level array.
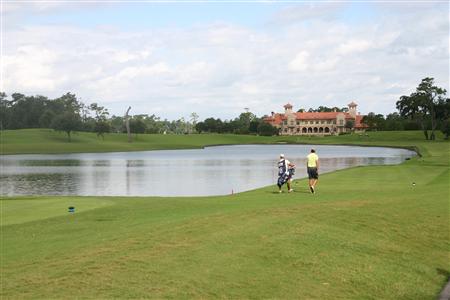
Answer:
[{"left": 1, "top": 130, "right": 449, "bottom": 299}]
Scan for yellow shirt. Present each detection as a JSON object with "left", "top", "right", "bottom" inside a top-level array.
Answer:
[{"left": 307, "top": 153, "right": 319, "bottom": 167}]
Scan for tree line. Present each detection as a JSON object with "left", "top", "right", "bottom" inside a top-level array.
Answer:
[
  {"left": 360, "top": 78, "right": 449, "bottom": 139},
  {"left": 1, "top": 77, "right": 448, "bottom": 141},
  {"left": 194, "top": 112, "right": 278, "bottom": 136},
  {"left": 0, "top": 92, "right": 278, "bottom": 141}
]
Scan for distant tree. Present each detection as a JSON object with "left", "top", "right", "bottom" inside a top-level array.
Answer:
[
  {"left": 56, "top": 92, "right": 83, "bottom": 114},
  {"left": 257, "top": 122, "right": 278, "bottom": 136},
  {"left": 138, "top": 114, "right": 162, "bottom": 134},
  {"left": 110, "top": 115, "right": 125, "bottom": 133},
  {"left": 235, "top": 111, "right": 256, "bottom": 134},
  {"left": 416, "top": 77, "right": 447, "bottom": 140},
  {"left": 305, "top": 106, "right": 345, "bottom": 113},
  {"left": 441, "top": 120, "right": 450, "bottom": 140},
  {"left": 174, "top": 117, "right": 188, "bottom": 134},
  {"left": 385, "top": 112, "right": 404, "bottom": 131},
  {"left": 362, "top": 113, "right": 385, "bottom": 131},
  {"left": 0, "top": 92, "right": 9, "bottom": 130},
  {"left": 317, "top": 106, "right": 330, "bottom": 112},
  {"left": 222, "top": 121, "right": 237, "bottom": 133},
  {"left": 94, "top": 121, "right": 111, "bottom": 139},
  {"left": 249, "top": 119, "right": 260, "bottom": 134},
  {"left": 50, "top": 111, "right": 82, "bottom": 142},
  {"left": 195, "top": 121, "right": 207, "bottom": 133},
  {"left": 7, "top": 94, "right": 47, "bottom": 129},
  {"left": 345, "top": 120, "right": 355, "bottom": 132},
  {"left": 397, "top": 77, "right": 447, "bottom": 140},
  {"left": 397, "top": 94, "right": 428, "bottom": 139},
  {"left": 129, "top": 118, "right": 146, "bottom": 135},
  {"left": 436, "top": 98, "right": 450, "bottom": 139},
  {"left": 39, "top": 109, "right": 55, "bottom": 128},
  {"left": 89, "top": 103, "right": 110, "bottom": 139},
  {"left": 203, "top": 118, "right": 220, "bottom": 132},
  {"left": 81, "top": 117, "right": 96, "bottom": 132},
  {"left": 190, "top": 112, "right": 199, "bottom": 133}
]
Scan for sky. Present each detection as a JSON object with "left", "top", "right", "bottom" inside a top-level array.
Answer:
[{"left": 2, "top": 1, "right": 449, "bottom": 121}]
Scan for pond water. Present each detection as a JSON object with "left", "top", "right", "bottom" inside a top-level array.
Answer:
[{"left": 0, "top": 144, "right": 415, "bottom": 197}]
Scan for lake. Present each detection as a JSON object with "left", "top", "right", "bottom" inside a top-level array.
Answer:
[{"left": 0, "top": 144, "right": 415, "bottom": 197}]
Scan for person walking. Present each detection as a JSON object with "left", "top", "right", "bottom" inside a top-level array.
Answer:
[
  {"left": 277, "top": 154, "right": 294, "bottom": 193},
  {"left": 306, "top": 149, "right": 319, "bottom": 194}
]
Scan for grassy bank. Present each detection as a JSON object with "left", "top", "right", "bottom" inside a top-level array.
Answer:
[
  {"left": 0, "top": 128, "right": 439, "bottom": 155},
  {"left": 0, "top": 128, "right": 298, "bottom": 155},
  {"left": 1, "top": 131, "right": 449, "bottom": 299}
]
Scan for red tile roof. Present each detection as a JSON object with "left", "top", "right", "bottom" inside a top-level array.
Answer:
[{"left": 354, "top": 115, "right": 368, "bottom": 128}]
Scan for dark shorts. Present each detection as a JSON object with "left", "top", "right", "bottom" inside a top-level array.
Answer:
[{"left": 307, "top": 167, "right": 318, "bottom": 179}]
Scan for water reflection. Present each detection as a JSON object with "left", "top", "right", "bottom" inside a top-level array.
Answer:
[{"left": 0, "top": 145, "right": 415, "bottom": 197}]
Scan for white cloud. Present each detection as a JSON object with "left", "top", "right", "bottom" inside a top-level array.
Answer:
[
  {"left": 3, "top": 45, "right": 67, "bottom": 91},
  {"left": 271, "top": 2, "right": 345, "bottom": 25},
  {"left": 288, "top": 51, "right": 310, "bottom": 72},
  {"left": 337, "top": 39, "right": 372, "bottom": 55},
  {"left": 2, "top": 3, "right": 448, "bottom": 120}
]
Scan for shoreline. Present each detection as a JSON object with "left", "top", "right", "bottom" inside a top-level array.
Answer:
[{"left": 1, "top": 141, "right": 421, "bottom": 157}]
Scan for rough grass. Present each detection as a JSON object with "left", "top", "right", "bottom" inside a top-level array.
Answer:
[{"left": 1, "top": 130, "right": 449, "bottom": 299}]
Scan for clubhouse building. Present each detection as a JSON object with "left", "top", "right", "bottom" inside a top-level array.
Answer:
[{"left": 264, "top": 102, "right": 368, "bottom": 136}]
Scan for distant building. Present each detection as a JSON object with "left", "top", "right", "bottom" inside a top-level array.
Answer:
[{"left": 264, "top": 102, "right": 368, "bottom": 136}]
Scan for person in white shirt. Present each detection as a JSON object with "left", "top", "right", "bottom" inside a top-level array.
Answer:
[{"left": 277, "top": 154, "right": 295, "bottom": 193}]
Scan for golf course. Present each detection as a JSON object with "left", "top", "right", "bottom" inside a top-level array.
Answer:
[{"left": 1, "top": 129, "right": 449, "bottom": 299}]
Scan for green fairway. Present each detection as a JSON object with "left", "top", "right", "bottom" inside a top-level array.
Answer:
[
  {"left": 1, "top": 130, "right": 449, "bottom": 299},
  {"left": 1, "top": 128, "right": 300, "bottom": 155},
  {"left": 0, "top": 128, "right": 431, "bottom": 155}
]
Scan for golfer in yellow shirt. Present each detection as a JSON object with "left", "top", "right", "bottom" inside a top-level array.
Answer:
[{"left": 306, "top": 149, "right": 319, "bottom": 194}]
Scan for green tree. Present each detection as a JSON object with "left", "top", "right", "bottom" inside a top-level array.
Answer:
[
  {"left": 94, "top": 121, "right": 111, "bottom": 139},
  {"left": 396, "top": 94, "right": 428, "bottom": 139},
  {"left": 249, "top": 119, "right": 261, "bottom": 134},
  {"left": 0, "top": 92, "right": 9, "bottom": 130},
  {"left": 345, "top": 120, "right": 355, "bottom": 132},
  {"left": 384, "top": 113, "right": 404, "bottom": 131},
  {"left": 110, "top": 115, "right": 125, "bottom": 133},
  {"left": 39, "top": 109, "right": 55, "bottom": 128},
  {"left": 57, "top": 92, "right": 83, "bottom": 114},
  {"left": 416, "top": 77, "right": 447, "bottom": 140},
  {"left": 397, "top": 77, "right": 447, "bottom": 140},
  {"left": 8, "top": 94, "right": 47, "bottom": 129},
  {"left": 89, "top": 103, "right": 110, "bottom": 139},
  {"left": 235, "top": 111, "right": 256, "bottom": 134},
  {"left": 203, "top": 118, "right": 220, "bottom": 132},
  {"left": 195, "top": 121, "right": 206, "bottom": 133},
  {"left": 139, "top": 114, "right": 162, "bottom": 134},
  {"left": 130, "top": 118, "right": 146, "bottom": 135},
  {"left": 190, "top": 112, "right": 199, "bottom": 133},
  {"left": 257, "top": 122, "right": 278, "bottom": 136},
  {"left": 436, "top": 98, "right": 450, "bottom": 139},
  {"left": 50, "top": 111, "right": 82, "bottom": 142},
  {"left": 361, "top": 113, "right": 385, "bottom": 131}
]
